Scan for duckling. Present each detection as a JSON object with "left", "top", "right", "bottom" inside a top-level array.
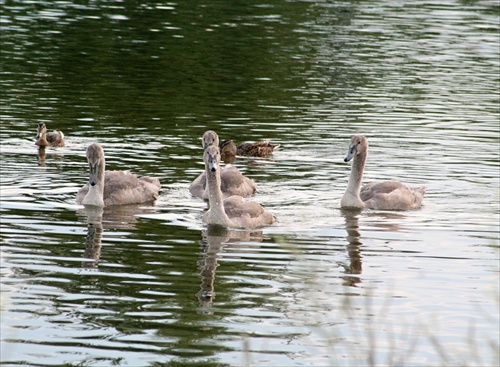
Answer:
[
  {"left": 76, "top": 143, "right": 161, "bottom": 207},
  {"left": 341, "top": 135, "right": 426, "bottom": 210},
  {"left": 220, "top": 139, "right": 279, "bottom": 158},
  {"left": 35, "top": 122, "right": 65, "bottom": 147}
]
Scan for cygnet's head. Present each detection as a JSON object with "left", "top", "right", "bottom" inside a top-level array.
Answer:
[
  {"left": 344, "top": 135, "right": 368, "bottom": 162},
  {"left": 204, "top": 145, "right": 220, "bottom": 172},
  {"left": 86, "top": 143, "right": 105, "bottom": 186},
  {"left": 202, "top": 130, "right": 219, "bottom": 150}
]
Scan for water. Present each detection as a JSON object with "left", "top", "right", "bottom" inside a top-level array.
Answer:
[{"left": 1, "top": 1, "right": 499, "bottom": 366}]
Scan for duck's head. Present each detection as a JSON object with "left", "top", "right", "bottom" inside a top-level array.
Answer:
[{"left": 36, "top": 122, "right": 47, "bottom": 139}]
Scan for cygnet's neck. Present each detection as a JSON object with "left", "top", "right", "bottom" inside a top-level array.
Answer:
[
  {"left": 342, "top": 150, "right": 367, "bottom": 208},
  {"left": 206, "top": 165, "right": 234, "bottom": 226},
  {"left": 82, "top": 163, "right": 106, "bottom": 207}
]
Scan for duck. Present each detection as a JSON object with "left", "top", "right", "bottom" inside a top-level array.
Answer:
[
  {"left": 202, "top": 145, "right": 275, "bottom": 229},
  {"left": 190, "top": 131, "right": 256, "bottom": 199},
  {"left": 76, "top": 143, "right": 161, "bottom": 207},
  {"left": 35, "top": 122, "right": 65, "bottom": 147},
  {"left": 341, "top": 135, "right": 426, "bottom": 210},
  {"left": 220, "top": 139, "right": 280, "bottom": 158}
]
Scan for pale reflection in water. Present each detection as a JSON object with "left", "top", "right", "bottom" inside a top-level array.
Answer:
[
  {"left": 340, "top": 209, "right": 408, "bottom": 286},
  {"left": 365, "top": 211, "right": 407, "bottom": 233},
  {"left": 81, "top": 206, "right": 104, "bottom": 269},
  {"left": 77, "top": 205, "right": 159, "bottom": 268},
  {"left": 197, "top": 225, "right": 264, "bottom": 310},
  {"left": 341, "top": 209, "right": 363, "bottom": 287}
]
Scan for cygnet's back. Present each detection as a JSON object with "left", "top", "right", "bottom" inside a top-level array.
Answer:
[
  {"left": 101, "top": 171, "right": 161, "bottom": 207},
  {"left": 76, "top": 143, "right": 161, "bottom": 207}
]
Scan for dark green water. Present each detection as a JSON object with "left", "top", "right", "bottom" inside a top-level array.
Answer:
[{"left": 1, "top": 1, "right": 499, "bottom": 366}]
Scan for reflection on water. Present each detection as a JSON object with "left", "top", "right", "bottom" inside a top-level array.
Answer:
[
  {"left": 197, "top": 226, "right": 264, "bottom": 309},
  {"left": 365, "top": 211, "right": 408, "bottom": 233},
  {"left": 83, "top": 220, "right": 103, "bottom": 268},
  {"left": 76, "top": 204, "right": 160, "bottom": 230},
  {"left": 77, "top": 205, "right": 160, "bottom": 269},
  {"left": 197, "top": 237, "right": 220, "bottom": 309},
  {"left": 36, "top": 146, "right": 46, "bottom": 167},
  {"left": 1, "top": 0, "right": 499, "bottom": 366},
  {"left": 81, "top": 207, "right": 103, "bottom": 269},
  {"left": 341, "top": 209, "right": 363, "bottom": 287}
]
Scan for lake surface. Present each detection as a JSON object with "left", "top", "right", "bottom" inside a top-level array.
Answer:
[{"left": 1, "top": 1, "right": 499, "bottom": 366}]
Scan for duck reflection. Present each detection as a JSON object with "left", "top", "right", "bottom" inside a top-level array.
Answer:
[
  {"left": 35, "top": 146, "right": 65, "bottom": 167},
  {"left": 197, "top": 225, "right": 263, "bottom": 310},
  {"left": 37, "top": 147, "right": 46, "bottom": 166},
  {"left": 341, "top": 208, "right": 363, "bottom": 287},
  {"left": 77, "top": 205, "right": 159, "bottom": 269},
  {"left": 220, "top": 153, "right": 236, "bottom": 164}
]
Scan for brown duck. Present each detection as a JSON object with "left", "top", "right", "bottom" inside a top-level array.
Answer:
[
  {"left": 35, "top": 122, "right": 65, "bottom": 147},
  {"left": 220, "top": 140, "right": 280, "bottom": 158}
]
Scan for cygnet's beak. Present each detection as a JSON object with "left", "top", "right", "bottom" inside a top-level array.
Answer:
[
  {"left": 88, "top": 163, "right": 98, "bottom": 186},
  {"left": 344, "top": 145, "right": 356, "bottom": 162},
  {"left": 209, "top": 160, "right": 218, "bottom": 172}
]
